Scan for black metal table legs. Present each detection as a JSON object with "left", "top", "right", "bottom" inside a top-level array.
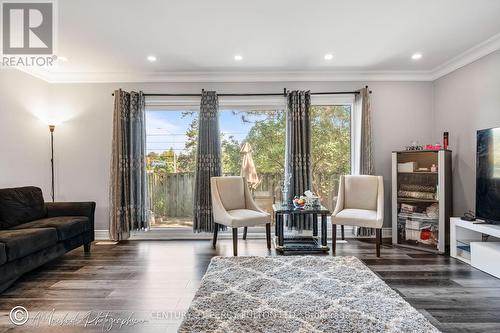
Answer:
[
  {"left": 321, "top": 214, "right": 327, "bottom": 247},
  {"left": 274, "top": 212, "right": 329, "bottom": 253}
]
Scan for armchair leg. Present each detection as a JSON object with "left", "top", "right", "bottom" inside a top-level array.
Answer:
[
  {"left": 265, "top": 223, "right": 271, "bottom": 249},
  {"left": 243, "top": 226, "right": 248, "bottom": 240},
  {"left": 376, "top": 228, "right": 382, "bottom": 257},
  {"left": 212, "top": 223, "right": 219, "bottom": 249},
  {"left": 341, "top": 225, "right": 345, "bottom": 240},
  {"left": 84, "top": 243, "right": 91, "bottom": 253},
  {"left": 232, "top": 228, "right": 238, "bottom": 256},
  {"left": 332, "top": 224, "right": 337, "bottom": 255}
]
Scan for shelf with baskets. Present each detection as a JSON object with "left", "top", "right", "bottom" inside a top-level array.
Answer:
[{"left": 392, "top": 150, "right": 452, "bottom": 254}]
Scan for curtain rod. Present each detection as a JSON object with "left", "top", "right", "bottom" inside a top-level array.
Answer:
[{"left": 111, "top": 87, "right": 372, "bottom": 97}]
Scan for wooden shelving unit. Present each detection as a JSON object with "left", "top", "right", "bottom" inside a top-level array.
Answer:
[{"left": 392, "top": 150, "right": 452, "bottom": 254}]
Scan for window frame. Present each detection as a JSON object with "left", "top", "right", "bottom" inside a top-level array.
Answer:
[
  {"left": 310, "top": 94, "right": 355, "bottom": 177},
  {"left": 140, "top": 94, "right": 355, "bottom": 239}
]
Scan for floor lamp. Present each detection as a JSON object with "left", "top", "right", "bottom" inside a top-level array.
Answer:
[{"left": 49, "top": 125, "right": 55, "bottom": 202}]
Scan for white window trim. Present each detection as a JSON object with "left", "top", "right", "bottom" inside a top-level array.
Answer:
[
  {"left": 311, "top": 94, "right": 354, "bottom": 106},
  {"left": 146, "top": 96, "right": 199, "bottom": 111},
  {"left": 146, "top": 96, "right": 287, "bottom": 111},
  {"left": 351, "top": 97, "right": 362, "bottom": 176}
]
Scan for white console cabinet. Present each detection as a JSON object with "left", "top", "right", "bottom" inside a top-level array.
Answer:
[{"left": 450, "top": 217, "right": 500, "bottom": 278}]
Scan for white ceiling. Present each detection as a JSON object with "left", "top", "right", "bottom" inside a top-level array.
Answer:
[{"left": 24, "top": 0, "right": 500, "bottom": 82}]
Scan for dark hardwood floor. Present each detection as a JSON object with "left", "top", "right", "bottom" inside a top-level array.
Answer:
[{"left": 1, "top": 238, "right": 499, "bottom": 332}]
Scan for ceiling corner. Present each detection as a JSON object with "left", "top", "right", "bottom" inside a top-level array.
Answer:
[{"left": 430, "top": 32, "right": 500, "bottom": 80}]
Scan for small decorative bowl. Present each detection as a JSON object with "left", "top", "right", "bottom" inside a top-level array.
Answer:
[{"left": 292, "top": 198, "right": 306, "bottom": 208}]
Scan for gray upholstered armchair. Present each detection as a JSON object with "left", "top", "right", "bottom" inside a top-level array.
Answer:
[
  {"left": 332, "top": 175, "right": 384, "bottom": 257},
  {"left": 211, "top": 176, "right": 271, "bottom": 256}
]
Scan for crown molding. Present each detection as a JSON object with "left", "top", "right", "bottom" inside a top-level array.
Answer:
[
  {"left": 19, "top": 69, "right": 434, "bottom": 83},
  {"left": 16, "top": 32, "right": 500, "bottom": 84},
  {"left": 430, "top": 32, "right": 500, "bottom": 80}
]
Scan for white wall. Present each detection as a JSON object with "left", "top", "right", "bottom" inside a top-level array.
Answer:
[
  {"left": 46, "top": 81, "right": 434, "bottom": 230},
  {"left": 433, "top": 50, "right": 500, "bottom": 216},
  {"left": 0, "top": 69, "right": 51, "bottom": 200}
]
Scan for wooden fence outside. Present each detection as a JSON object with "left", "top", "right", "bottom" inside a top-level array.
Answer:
[{"left": 148, "top": 172, "right": 195, "bottom": 220}]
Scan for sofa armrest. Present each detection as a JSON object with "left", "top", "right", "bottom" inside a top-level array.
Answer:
[
  {"left": 46, "top": 202, "right": 95, "bottom": 218},
  {"left": 45, "top": 202, "right": 96, "bottom": 241}
]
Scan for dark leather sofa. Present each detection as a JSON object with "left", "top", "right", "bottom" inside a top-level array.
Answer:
[{"left": 0, "top": 186, "right": 95, "bottom": 292}]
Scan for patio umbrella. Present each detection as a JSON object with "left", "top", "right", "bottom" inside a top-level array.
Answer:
[{"left": 240, "top": 142, "right": 260, "bottom": 190}]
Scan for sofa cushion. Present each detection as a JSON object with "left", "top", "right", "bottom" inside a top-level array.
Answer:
[
  {"left": 0, "top": 243, "right": 6, "bottom": 265},
  {"left": 11, "top": 216, "right": 89, "bottom": 241},
  {"left": 0, "top": 228, "right": 58, "bottom": 262},
  {"left": 0, "top": 187, "right": 46, "bottom": 228}
]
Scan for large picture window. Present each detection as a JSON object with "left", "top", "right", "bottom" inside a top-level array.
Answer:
[{"left": 145, "top": 97, "right": 352, "bottom": 230}]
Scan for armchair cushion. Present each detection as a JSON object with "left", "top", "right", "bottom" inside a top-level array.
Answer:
[
  {"left": 10, "top": 216, "right": 89, "bottom": 241},
  {"left": 0, "top": 187, "right": 46, "bottom": 228},
  {"left": 333, "top": 209, "right": 381, "bottom": 228},
  {"left": 214, "top": 177, "right": 246, "bottom": 211},
  {"left": 344, "top": 176, "right": 379, "bottom": 210},
  {"left": 211, "top": 176, "right": 271, "bottom": 228},
  {"left": 226, "top": 209, "right": 270, "bottom": 228},
  {"left": 332, "top": 175, "right": 384, "bottom": 229}
]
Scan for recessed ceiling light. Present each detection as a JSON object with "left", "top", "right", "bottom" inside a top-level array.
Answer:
[
  {"left": 324, "top": 53, "right": 334, "bottom": 60},
  {"left": 57, "top": 56, "right": 68, "bottom": 62},
  {"left": 411, "top": 53, "right": 422, "bottom": 60},
  {"left": 234, "top": 55, "right": 243, "bottom": 61},
  {"left": 147, "top": 55, "right": 157, "bottom": 62}
]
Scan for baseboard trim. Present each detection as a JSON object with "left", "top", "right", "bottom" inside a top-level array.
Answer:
[
  {"left": 95, "top": 230, "right": 110, "bottom": 240},
  {"left": 96, "top": 227, "right": 392, "bottom": 241}
]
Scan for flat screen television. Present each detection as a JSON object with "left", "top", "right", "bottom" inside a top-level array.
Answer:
[{"left": 476, "top": 127, "right": 500, "bottom": 224}]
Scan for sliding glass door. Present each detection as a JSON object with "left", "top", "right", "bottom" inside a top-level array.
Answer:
[
  {"left": 146, "top": 110, "right": 198, "bottom": 228},
  {"left": 310, "top": 104, "right": 351, "bottom": 210},
  {"left": 220, "top": 109, "right": 285, "bottom": 216}
]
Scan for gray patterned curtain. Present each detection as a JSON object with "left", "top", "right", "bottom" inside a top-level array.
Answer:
[
  {"left": 285, "top": 90, "right": 312, "bottom": 230},
  {"left": 110, "top": 89, "right": 149, "bottom": 241},
  {"left": 193, "top": 91, "right": 222, "bottom": 233},
  {"left": 358, "top": 87, "right": 374, "bottom": 175},
  {"left": 355, "top": 87, "right": 375, "bottom": 236}
]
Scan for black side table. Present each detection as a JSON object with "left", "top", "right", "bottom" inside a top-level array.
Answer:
[{"left": 272, "top": 203, "right": 330, "bottom": 254}]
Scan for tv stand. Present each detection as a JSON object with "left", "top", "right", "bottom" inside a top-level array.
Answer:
[{"left": 450, "top": 217, "right": 500, "bottom": 278}]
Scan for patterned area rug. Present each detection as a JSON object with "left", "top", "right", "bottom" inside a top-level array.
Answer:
[{"left": 179, "top": 256, "right": 440, "bottom": 333}]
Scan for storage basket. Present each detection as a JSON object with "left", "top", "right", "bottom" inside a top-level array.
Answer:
[{"left": 405, "top": 220, "right": 422, "bottom": 241}]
